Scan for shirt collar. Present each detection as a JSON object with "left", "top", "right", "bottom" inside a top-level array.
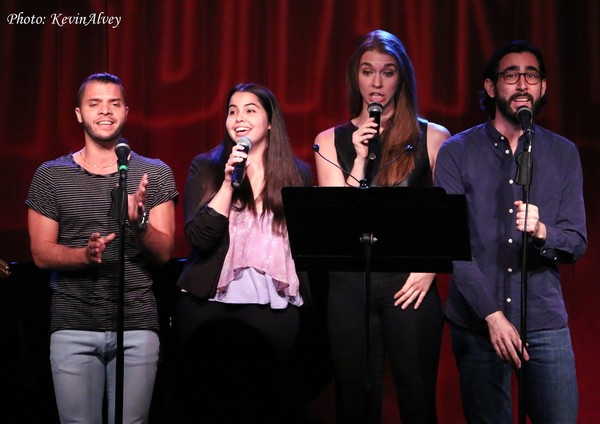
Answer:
[{"left": 484, "top": 120, "right": 510, "bottom": 148}]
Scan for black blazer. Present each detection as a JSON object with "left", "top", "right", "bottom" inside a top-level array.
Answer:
[{"left": 176, "top": 146, "right": 314, "bottom": 301}]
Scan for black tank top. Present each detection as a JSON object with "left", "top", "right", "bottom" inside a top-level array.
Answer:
[{"left": 334, "top": 118, "right": 431, "bottom": 187}]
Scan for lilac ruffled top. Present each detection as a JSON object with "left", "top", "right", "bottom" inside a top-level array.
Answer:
[{"left": 211, "top": 208, "right": 303, "bottom": 309}]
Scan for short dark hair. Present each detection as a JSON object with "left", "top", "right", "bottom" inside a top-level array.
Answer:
[
  {"left": 77, "top": 73, "right": 127, "bottom": 107},
  {"left": 479, "top": 40, "right": 547, "bottom": 118}
]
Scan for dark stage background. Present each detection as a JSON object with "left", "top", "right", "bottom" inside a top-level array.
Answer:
[{"left": 1, "top": 1, "right": 599, "bottom": 423}]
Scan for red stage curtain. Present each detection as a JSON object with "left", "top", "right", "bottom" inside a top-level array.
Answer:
[{"left": 1, "top": 1, "right": 598, "bottom": 422}]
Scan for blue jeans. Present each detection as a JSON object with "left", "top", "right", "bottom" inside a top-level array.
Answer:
[
  {"left": 50, "top": 330, "right": 159, "bottom": 424},
  {"left": 450, "top": 325, "right": 578, "bottom": 424}
]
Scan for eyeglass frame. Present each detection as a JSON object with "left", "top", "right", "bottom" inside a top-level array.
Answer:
[{"left": 495, "top": 69, "right": 542, "bottom": 85}]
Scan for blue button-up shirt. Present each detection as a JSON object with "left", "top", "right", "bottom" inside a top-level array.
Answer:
[{"left": 434, "top": 121, "right": 587, "bottom": 332}]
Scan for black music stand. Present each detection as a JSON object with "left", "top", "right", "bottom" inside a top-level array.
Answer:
[
  {"left": 282, "top": 186, "right": 471, "bottom": 420},
  {"left": 282, "top": 186, "right": 470, "bottom": 271}
]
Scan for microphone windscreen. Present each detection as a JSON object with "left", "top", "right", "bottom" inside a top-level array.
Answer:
[
  {"left": 115, "top": 137, "right": 130, "bottom": 153},
  {"left": 516, "top": 106, "right": 532, "bottom": 125},
  {"left": 367, "top": 102, "right": 383, "bottom": 117},
  {"left": 236, "top": 137, "right": 253, "bottom": 152},
  {"left": 115, "top": 138, "right": 130, "bottom": 166}
]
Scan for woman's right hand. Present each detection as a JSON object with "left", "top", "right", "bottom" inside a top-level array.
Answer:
[
  {"left": 352, "top": 117, "right": 379, "bottom": 159},
  {"left": 224, "top": 143, "right": 249, "bottom": 182},
  {"left": 207, "top": 143, "right": 247, "bottom": 216}
]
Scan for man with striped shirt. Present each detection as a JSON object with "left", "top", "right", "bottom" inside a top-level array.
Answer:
[{"left": 26, "top": 73, "right": 178, "bottom": 423}]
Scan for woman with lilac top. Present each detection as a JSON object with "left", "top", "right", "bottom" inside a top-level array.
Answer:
[{"left": 171, "top": 82, "right": 312, "bottom": 423}]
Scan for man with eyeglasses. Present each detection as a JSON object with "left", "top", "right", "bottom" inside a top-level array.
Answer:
[{"left": 434, "top": 40, "right": 586, "bottom": 423}]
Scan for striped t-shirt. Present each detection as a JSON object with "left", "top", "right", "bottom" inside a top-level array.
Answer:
[{"left": 26, "top": 151, "right": 178, "bottom": 333}]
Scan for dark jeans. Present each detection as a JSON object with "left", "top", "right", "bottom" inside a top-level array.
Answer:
[{"left": 451, "top": 324, "right": 578, "bottom": 424}]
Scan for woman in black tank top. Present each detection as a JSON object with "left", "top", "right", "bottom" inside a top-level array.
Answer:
[{"left": 314, "top": 30, "right": 451, "bottom": 424}]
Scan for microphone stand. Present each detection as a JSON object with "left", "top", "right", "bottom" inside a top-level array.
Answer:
[
  {"left": 360, "top": 232, "right": 376, "bottom": 420},
  {"left": 357, "top": 135, "right": 387, "bottom": 420},
  {"left": 364, "top": 103, "right": 382, "bottom": 186},
  {"left": 115, "top": 163, "right": 127, "bottom": 424},
  {"left": 515, "top": 128, "right": 533, "bottom": 424},
  {"left": 359, "top": 157, "right": 376, "bottom": 419},
  {"left": 355, "top": 133, "right": 378, "bottom": 420},
  {"left": 315, "top": 139, "right": 413, "bottom": 421},
  {"left": 362, "top": 129, "right": 379, "bottom": 188}
]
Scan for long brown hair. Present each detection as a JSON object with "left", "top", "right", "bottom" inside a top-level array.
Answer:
[
  {"left": 347, "top": 30, "right": 421, "bottom": 186},
  {"left": 202, "top": 83, "right": 303, "bottom": 234}
]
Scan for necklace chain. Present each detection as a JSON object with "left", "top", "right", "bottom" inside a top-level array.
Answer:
[{"left": 78, "top": 150, "right": 117, "bottom": 169}]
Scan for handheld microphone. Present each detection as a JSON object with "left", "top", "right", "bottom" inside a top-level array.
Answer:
[
  {"left": 516, "top": 106, "right": 533, "bottom": 135},
  {"left": 367, "top": 102, "right": 383, "bottom": 129},
  {"left": 367, "top": 102, "right": 383, "bottom": 160},
  {"left": 232, "top": 137, "right": 253, "bottom": 189},
  {"left": 313, "top": 144, "right": 361, "bottom": 186}
]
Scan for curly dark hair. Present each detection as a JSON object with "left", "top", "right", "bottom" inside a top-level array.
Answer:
[{"left": 479, "top": 40, "right": 547, "bottom": 118}]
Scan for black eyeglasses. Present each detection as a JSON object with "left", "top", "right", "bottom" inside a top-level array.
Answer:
[{"left": 496, "top": 70, "right": 542, "bottom": 85}]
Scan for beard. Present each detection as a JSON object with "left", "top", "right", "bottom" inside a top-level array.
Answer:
[
  {"left": 82, "top": 119, "right": 126, "bottom": 144},
  {"left": 496, "top": 93, "right": 544, "bottom": 126}
]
